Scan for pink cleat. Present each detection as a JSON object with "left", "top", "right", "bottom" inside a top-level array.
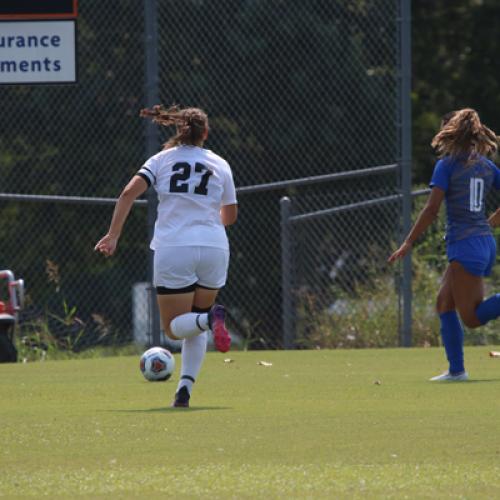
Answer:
[{"left": 208, "top": 305, "right": 231, "bottom": 353}]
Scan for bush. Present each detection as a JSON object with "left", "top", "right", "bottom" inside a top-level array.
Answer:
[{"left": 297, "top": 191, "right": 500, "bottom": 349}]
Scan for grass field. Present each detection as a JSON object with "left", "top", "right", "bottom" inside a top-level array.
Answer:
[{"left": 2, "top": 347, "right": 500, "bottom": 498}]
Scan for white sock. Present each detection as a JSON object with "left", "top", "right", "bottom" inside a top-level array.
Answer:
[
  {"left": 176, "top": 331, "right": 208, "bottom": 395},
  {"left": 170, "top": 312, "right": 209, "bottom": 339}
]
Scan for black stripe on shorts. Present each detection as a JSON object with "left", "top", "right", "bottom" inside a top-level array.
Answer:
[
  {"left": 196, "top": 283, "right": 219, "bottom": 291},
  {"left": 156, "top": 283, "right": 197, "bottom": 295}
]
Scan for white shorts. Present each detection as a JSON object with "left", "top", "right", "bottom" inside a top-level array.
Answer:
[{"left": 153, "top": 246, "right": 230, "bottom": 290}]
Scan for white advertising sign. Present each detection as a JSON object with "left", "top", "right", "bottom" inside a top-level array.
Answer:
[{"left": 0, "top": 20, "right": 76, "bottom": 84}]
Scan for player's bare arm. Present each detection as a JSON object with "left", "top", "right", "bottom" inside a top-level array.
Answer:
[
  {"left": 388, "top": 187, "right": 445, "bottom": 263},
  {"left": 488, "top": 208, "right": 500, "bottom": 227},
  {"left": 221, "top": 204, "right": 238, "bottom": 226},
  {"left": 94, "top": 175, "right": 148, "bottom": 256}
]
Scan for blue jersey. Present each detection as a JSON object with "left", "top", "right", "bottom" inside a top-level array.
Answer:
[{"left": 429, "top": 156, "right": 500, "bottom": 243}]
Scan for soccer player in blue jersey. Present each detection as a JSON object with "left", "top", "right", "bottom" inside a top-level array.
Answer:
[{"left": 389, "top": 108, "right": 500, "bottom": 381}]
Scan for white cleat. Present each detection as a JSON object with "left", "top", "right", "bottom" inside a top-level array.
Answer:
[{"left": 429, "top": 371, "right": 469, "bottom": 382}]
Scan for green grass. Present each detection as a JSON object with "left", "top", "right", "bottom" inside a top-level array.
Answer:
[{"left": 2, "top": 347, "right": 500, "bottom": 498}]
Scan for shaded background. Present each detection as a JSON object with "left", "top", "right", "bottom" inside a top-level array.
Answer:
[{"left": 1, "top": 0, "right": 499, "bottom": 351}]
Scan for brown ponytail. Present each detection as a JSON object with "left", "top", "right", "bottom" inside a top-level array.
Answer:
[
  {"left": 140, "top": 104, "right": 208, "bottom": 149},
  {"left": 431, "top": 108, "right": 499, "bottom": 164}
]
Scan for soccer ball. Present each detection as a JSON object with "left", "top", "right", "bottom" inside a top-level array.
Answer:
[{"left": 140, "top": 347, "right": 175, "bottom": 381}]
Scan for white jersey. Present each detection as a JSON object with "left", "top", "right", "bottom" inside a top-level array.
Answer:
[{"left": 137, "top": 145, "right": 237, "bottom": 250}]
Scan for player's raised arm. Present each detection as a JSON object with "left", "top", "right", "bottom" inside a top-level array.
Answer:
[{"left": 94, "top": 175, "right": 148, "bottom": 256}]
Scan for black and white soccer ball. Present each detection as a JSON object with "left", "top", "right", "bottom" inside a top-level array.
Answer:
[{"left": 140, "top": 347, "right": 175, "bottom": 381}]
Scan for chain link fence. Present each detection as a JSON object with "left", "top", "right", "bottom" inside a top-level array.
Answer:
[
  {"left": 0, "top": 0, "right": 403, "bottom": 353},
  {"left": 156, "top": 0, "right": 402, "bottom": 348},
  {"left": 0, "top": 0, "right": 147, "bottom": 353},
  {"left": 285, "top": 168, "right": 401, "bottom": 349}
]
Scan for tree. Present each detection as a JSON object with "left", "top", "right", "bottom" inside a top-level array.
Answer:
[{"left": 413, "top": 0, "right": 500, "bottom": 183}]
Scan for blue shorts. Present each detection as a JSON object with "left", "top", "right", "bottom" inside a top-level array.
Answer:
[{"left": 447, "top": 235, "right": 497, "bottom": 277}]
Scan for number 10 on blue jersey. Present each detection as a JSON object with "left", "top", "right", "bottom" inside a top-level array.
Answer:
[{"left": 470, "top": 177, "right": 484, "bottom": 212}]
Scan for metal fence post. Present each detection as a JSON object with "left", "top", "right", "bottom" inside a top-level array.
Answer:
[
  {"left": 400, "top": 0, "right": 412, "bottom": 347},
  {"left": 281, "top": 197, "right": 294, "bottom": 349},
  {"left": 144, "top": 0, "right": 161, "bottom": 346}
]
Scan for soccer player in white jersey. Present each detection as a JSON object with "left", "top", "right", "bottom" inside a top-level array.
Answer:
[
  {"left": 389, "top": 108, "right": 500, "bottom": 381},
  {"left": 95, "top": 104, "right": 238, "bottom": 407}
]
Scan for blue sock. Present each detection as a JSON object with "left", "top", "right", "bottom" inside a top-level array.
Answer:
[
  {"left": 439, "top": 311, "right": 464, "bottom": 374},
  {"left": 476, "top": 294, "right": 500, "bottom": 325}
]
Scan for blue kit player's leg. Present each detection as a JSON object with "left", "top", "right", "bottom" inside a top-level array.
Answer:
[
  {"left": 438, "top": 311, "right": 465, "bottom": 375},
  {"left": 475, "top": 234, "right": 500, "bottom": 324},
  {"left": 432, "top": 266, "right": 468, "bottom": 381},
  {"left": 450, "top": 235, "right": 500, "bottom": 327},
  {"left": 432, "top": 235, "right": 495, "bottom": 381},
  {"left": 476, "top": 294, "right": 500, "bottom": 324}
]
